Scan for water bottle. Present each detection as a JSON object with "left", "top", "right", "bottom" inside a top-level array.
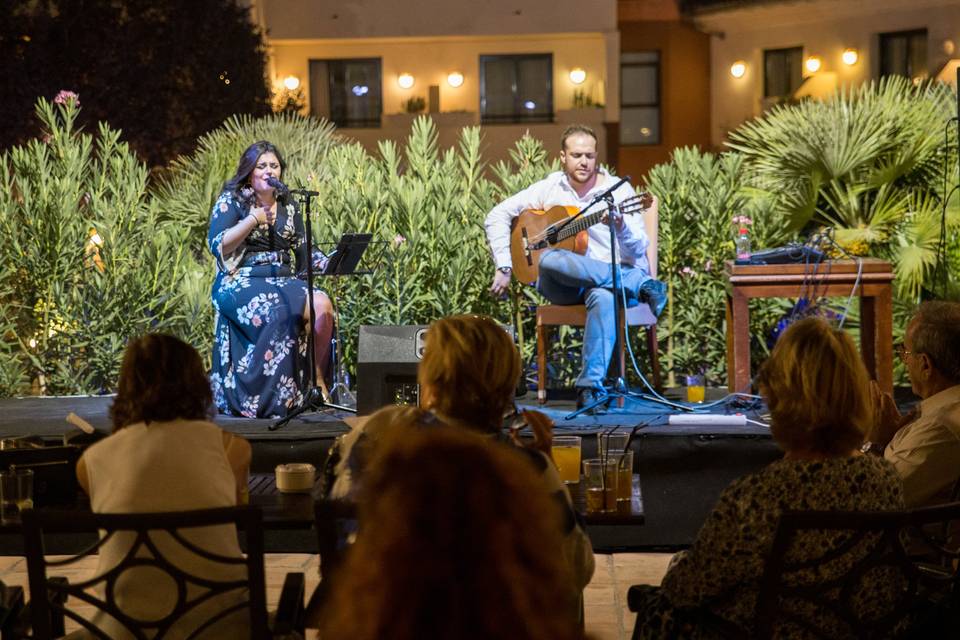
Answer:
[{"left": 735, "top": 228, "right": 751, "bottom": 264}]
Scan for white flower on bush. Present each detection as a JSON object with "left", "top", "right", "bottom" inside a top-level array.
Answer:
[{"left": 54, "top": 90, "right": 79, "bottom": 105}]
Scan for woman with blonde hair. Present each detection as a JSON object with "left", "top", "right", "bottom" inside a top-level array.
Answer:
[
  {"left": 326, "top": 315, "right": 593, "bottom": 613},
  {"left": 321, "top": 423, "right": 582, "bottom": 640},
  {"left": 631, "top": 317, "right": 904, "bottom": 638}
]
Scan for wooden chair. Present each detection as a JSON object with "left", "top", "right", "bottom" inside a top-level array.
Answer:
[
  {"left": 628, "top": 501, "right": 960, "bottom": 639},
  {"left": 536, "top": 201, "right": 661, "bottom": 403},
  {"left": 304, "top": 499, "right": 358, "bottom": 627},
  {"left": 20, "top": 505, "right": 304, "bottom": 638}
]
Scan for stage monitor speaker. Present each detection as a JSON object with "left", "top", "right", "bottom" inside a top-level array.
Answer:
[
  {"left": 356, "top": 323, "right": 517, "bottom": 415},
  {"left": 357, "top": 325, "right": 428, "bottom": 415}
]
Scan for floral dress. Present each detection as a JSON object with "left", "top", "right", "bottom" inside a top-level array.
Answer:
[
  {"left": 208, "top": 190, "right": 319, "bottom": 418},
  {"left": 631, "top": 455, "right": 905, "bottom": 638}
]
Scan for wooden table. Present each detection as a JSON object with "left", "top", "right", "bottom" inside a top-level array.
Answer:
[
  {"left": 249, "top": 472, "right": 645, "bottom": 527},
  {"left": 724, "top": 258, "right": 894, "bottom": 395}
]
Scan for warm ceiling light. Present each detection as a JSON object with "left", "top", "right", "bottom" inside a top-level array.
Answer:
[
  {"left": 283, "top": 75, "right": 300, "bottom": 91},
  {"left": 805, "top": 56, "right": 822, "bottom": 73},
  {"left": 841, "top": 49, "right": 859, "bottom": 66},
  {"left": 730, "top": 61, "right": 747, "bottom": 78},
  {"left": 397, "top": 73, "right": 415, "bottom": 89},
  {"left": 447, "top": 71, "right": 464, "bottom": 88},
  {"left": 569, "top": 68, "right": 587, "bottom": 84}
]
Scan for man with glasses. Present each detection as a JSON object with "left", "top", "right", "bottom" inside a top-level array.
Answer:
[{"left": 866, "top": 301, "right": 960, "bottom": 506}]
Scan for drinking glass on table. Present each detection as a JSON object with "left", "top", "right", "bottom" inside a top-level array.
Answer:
[
  {"left": 583, "top": 458, "right": 618, "bottom": 514},
  {"left": 685, "top": 374, "right": 706, "bottom": 403},
  {"left": 550, "top": 436, "right": 582, "bottom": 484},
  {"left": 0, "top": 468, "right": 33, "bottom": 525}
]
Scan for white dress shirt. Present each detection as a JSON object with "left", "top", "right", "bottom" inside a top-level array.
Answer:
[
  {"left": 884, "top": 384, "right": 960, "bottom": 506},
  {"left": 484, "top": 169, "right": 650, "bottom": 273}
]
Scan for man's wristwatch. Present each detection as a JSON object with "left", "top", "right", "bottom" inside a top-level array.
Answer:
[{"left": 497, "top": 267, "right": 512, "bottom": 275}]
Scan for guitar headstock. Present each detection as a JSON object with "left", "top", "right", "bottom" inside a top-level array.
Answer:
[{"left": 619, "top": 191, "right": 654, "bottom": 215}]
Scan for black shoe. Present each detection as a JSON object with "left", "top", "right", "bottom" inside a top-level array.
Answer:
[
  {"left": 639, "top": 279, "right": 668, "bottom": 318},
  {"left": 576, "top": 387, "right": 609, "bottom": 415}
]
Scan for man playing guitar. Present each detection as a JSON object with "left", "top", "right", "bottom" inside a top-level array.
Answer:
[{"left": 484, "top": 125, "right": 667, "bottom": 412}]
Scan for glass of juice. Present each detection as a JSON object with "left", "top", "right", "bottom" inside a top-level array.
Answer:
[
  {"left": 583, "top": 458, "right": 618, "bottom": 514},
  {"left": 685, "top": 374, "right": 706, "bottom": 403},
  {"left": 551, "top": 436, "right": 582, "bottom": 484}
]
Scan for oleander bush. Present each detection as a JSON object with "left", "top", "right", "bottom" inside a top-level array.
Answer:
[{"left": 1, "top": 76, "right": 957, "bottom": 397}]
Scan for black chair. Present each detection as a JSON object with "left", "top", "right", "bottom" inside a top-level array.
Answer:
[
  {"left": 304, "top": 499, "right": 357, "bottom": 627},
  {"left": 20, "top": 506, "right": 304, "bottom": 638},
  {"left": 629, "top": 502, "right": 960, "bottom": 639}
]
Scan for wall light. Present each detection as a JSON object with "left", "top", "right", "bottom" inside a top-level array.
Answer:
[
  {"left": 397, "top": 73, "right": 415, "bottom": 89},
  {"left": 569, "top": 68, "right": 587, "bottom": 84},
  {"left": 730, "top": 61, "right": 747, "bottom": 78},
  {"left": 447, "top": 71, "right": 464, "bottom": 88},
  {"left": 841, "top": 49, "right": 859, "bottom": 66},
  {"left": 283, "top": 75, "right": 301, "bottom": 91},
  {"left": 805, "top": 56, "right": 822, "bottom": 73}
]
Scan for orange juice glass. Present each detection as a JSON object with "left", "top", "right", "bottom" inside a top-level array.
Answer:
[{"left": 551, "top": 436, "right": 582, "bottom": 484}]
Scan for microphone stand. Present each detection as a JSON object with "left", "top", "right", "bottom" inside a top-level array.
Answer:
[
  {"left": 565, "top": 194, "right": 687, "bottom": 419},
  {"left": 271, "top": 187, "right": 354, "bottom": 431}
]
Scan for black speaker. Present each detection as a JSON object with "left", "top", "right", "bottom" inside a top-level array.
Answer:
[{"left": 357, "top": 325, "right": 428, "bottom": 415}]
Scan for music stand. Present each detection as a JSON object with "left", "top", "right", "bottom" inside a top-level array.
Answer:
[{"left": 271, "top": 232, "right": 371, "bottom": 431}]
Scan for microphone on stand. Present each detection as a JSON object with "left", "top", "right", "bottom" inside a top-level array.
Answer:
[{"left": 265, "top": 176, "right": 290, "bottom": 205}]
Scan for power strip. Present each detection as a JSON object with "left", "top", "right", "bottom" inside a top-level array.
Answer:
[{"left": 668, "top": 414, "right": 747, "bottom": 426}]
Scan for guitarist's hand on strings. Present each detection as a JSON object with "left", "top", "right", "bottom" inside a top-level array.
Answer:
[
  {"left": 600, "top": 208, "right": 625, "bottom": 231},
  {"left": 489, "top": 267, "right": 512, "bottom": 299}
]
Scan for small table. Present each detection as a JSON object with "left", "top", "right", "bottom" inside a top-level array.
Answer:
[
  {"left": 724, "top": 258, "right": 894, "bottom": 395},
  {"left": 249, "top": 473, "right": 645, "bottom": 527}
]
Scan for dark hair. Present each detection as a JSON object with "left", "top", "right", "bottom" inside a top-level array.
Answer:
[
  {"left": 109, "top": 333, "right": 213, "bottom": 431},
  {"left": 223, "top": 140, "right": 287, "bottom": 200},
  {"left": 911, "top": 301, "right": 960, "bottom": 384},
  {"left": 560, "top": 124, "right": 597, "bottom": 150}
]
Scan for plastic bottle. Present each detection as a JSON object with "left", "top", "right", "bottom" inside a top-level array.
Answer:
[{"left": 735, "top": 227, "right": 751, "bottom": 264}]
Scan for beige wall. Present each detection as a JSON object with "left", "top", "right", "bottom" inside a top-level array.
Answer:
[
  {"left": 269, "top": 33, "right": 615, "bottom": 119},
  {"left": 255, "top": 0, "right": 616, "bottom": 39},
  {"left": 696, "top": 0, "right": 960, "bottom": 146}
]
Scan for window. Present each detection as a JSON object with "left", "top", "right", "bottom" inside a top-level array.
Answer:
[
  {"left": 620, "top": 51, "right": 660, "bottom": 146},
  {"left": 879, "top": 29, "right": 927, "bottom": 80},
  {"left": 309, "top": 58, "right": 382, "bottom": 128},
  {"left": 763, "top": 47, "right": 803, "bottom": 99},
  {"left": 479, "top": 54, "right": 553, "bottom": 124}
]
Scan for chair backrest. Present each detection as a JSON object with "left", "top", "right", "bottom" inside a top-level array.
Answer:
[
  {"left": 307, "top": 499, "right": 358, "bottom": 619},
  {"left": 642, "top": 196, "right": 659, "bottom": 279},
  {"left": 21, "top": 505, "right": 270, "bottom": 639},
  {"left": 753, "top": 502, "right": 960, "bottom": 639}
]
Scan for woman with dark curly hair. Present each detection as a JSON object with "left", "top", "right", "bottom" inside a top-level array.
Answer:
[
  {"left": 75, "top": 333, "right": 252, "bottom": 637},
  {"left": 321, "top": 424, "right": 582, "bottom": 640},
  {"left": 208, "top": 140, "right": 335, "bottom": 418},
  {"left": 631, "top": 317, "right": 905, "bottom": 638}
]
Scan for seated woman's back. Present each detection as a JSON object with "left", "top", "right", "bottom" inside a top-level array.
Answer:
[{"left": 76, "top": 334, "right": 252, "bottom": 639}]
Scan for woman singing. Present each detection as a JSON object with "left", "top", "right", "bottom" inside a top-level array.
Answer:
[{"left": 207, "top": 140, "right": 333, "bottom": 418}]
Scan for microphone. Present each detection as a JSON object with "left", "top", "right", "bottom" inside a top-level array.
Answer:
[{"left": 265, "top": 176, "right": 289, "bottom": 203}]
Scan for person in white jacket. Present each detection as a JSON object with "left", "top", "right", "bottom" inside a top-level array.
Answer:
[{"left": 484, "top": 124, "right": 666, "bottom": 411}]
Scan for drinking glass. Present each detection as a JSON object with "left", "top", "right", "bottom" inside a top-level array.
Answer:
[
  {"left": 551, "top": 436, "right": 582, "bottom": 484},
  {"left": 685, "top": 374, "right": 706, "bottom": 403},
  {"left": 0, "top": 468, "right": 33, "bottom": 525},
  {"left": 583, "top": 458, "right": 618, "bottom": 514}
]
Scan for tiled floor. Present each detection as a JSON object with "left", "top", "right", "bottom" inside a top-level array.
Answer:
[{"left": 0, "top": 552, "right": 673, "bottom": 639}]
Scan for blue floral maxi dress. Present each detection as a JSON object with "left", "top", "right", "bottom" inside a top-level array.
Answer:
[{"left": 208, "top": 191, "right": 316, "bottom": 418}]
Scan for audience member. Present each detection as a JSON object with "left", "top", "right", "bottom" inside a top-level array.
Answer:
[
  {"left": 867, "top": 301, "right": 960, "bottom": 506},
  {"left": 76, "top": 333, "right": 252, "bottom": 638},
  {"left": 328, "top": 314, "right": 594, "bottom": 595},
  {"left": 631, "top": 317, "right": 904, "bottom": 637},
  {"left": 320, "top": 424, "right": 583, "bottom": 640}
]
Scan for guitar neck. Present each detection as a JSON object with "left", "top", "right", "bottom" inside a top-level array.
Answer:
[{"left": 554, "top": 209, "right": 606, "bottom": 242}]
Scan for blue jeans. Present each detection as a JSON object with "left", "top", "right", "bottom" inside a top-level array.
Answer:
[{"left": 536, "top": 249, "right": 653, "bottom": 389}]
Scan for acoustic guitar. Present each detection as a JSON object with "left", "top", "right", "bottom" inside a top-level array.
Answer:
[{"left": 508, "top": 193, "right": 653, "bottom": 284}]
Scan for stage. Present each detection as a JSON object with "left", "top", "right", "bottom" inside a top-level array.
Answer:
[{"left": 0, "top": 392, "right": 783, "bottom": 551}]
